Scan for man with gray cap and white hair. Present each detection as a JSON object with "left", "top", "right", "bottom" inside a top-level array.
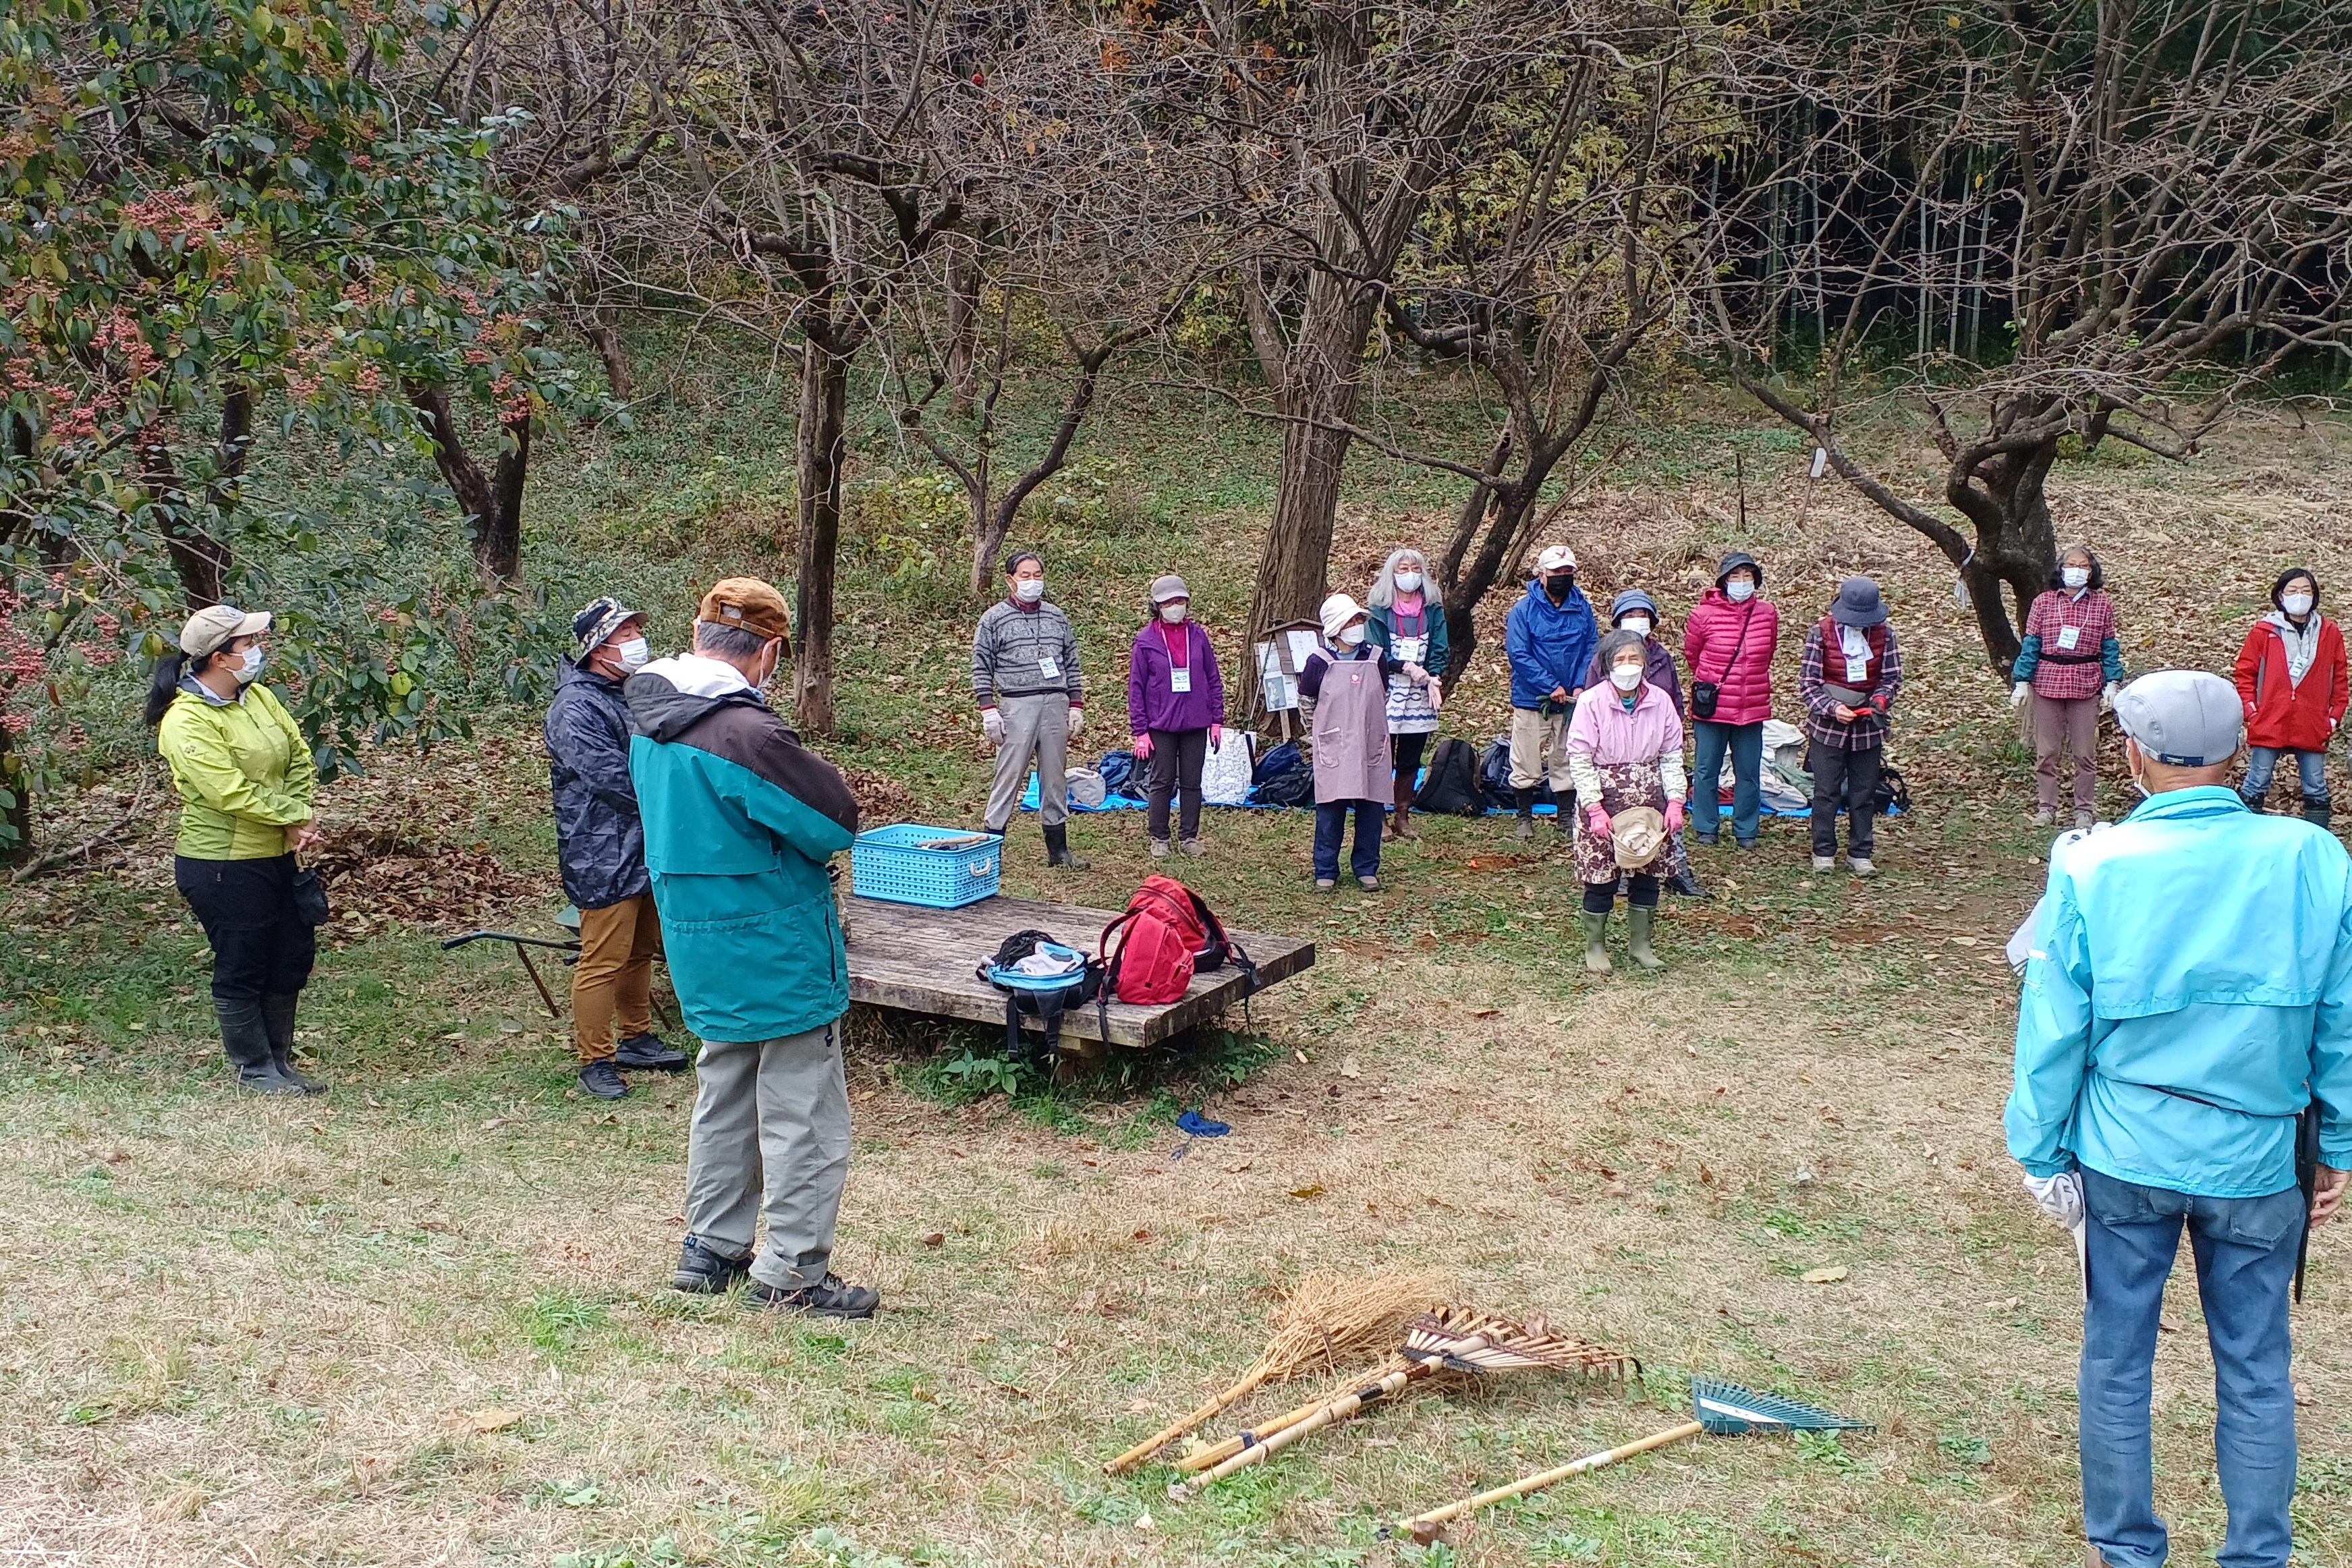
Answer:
[{"left": 2007, "top": 669, "right": 2351, "bottom": 1568}]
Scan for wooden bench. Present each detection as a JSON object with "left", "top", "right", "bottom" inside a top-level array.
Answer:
[{"left": 845, "top": 893, "right": 1315, "bottom": 1049}]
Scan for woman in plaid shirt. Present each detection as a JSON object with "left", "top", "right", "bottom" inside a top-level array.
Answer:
[{"left": 2008, "top": 544, "right": 2125, "bottom": 829}]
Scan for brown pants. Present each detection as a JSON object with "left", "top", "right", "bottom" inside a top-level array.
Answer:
[
  {"left": 2032, "top": 693, "right": 2100, "bottom": 815},
  {"left": 573, "top": 895, "right": 661, "bottom": 1062}
]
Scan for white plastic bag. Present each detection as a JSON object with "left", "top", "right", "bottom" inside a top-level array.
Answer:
[{"left": 1199, "top": 731, "right": 1256, "bottom": 806}]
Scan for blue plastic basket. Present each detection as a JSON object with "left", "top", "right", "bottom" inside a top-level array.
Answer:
[{"left": 851, "top": 823, "right": 1003, "bottom": 909}]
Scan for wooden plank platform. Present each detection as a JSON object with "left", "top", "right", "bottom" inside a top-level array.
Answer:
[{"left": 845, "top": 893, "right": 1314, "bottom": 1049}]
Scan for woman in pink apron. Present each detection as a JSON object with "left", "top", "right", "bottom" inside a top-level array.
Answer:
[
  {"left": 1567, "top": 629, "right": 1689, "bottom": 971},
  {"left": 1299, "top": 593, "right": 1396, "bottom": 891}
]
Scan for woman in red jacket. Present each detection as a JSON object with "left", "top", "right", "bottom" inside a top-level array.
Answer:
[
  {"left": 1681, "top": 551, "right": 1781, "bottom": 848},
  {"left": 2233, "top": 565, "right": 2347, "bottom": 827}
]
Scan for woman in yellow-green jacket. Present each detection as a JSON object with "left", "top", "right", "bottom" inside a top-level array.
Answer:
[{"left": 151, "top": 604, "right": 325, "bottom": 1094}]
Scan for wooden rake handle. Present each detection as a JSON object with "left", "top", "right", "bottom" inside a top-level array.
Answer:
[
  {"left": 1172, "top": 1369, "right": 1416, "bottom": 1498},
  {"left": 1104, "top": 1371, "right": 1267, "bottom": 1476},
  {"left": 1401, "top": 1420, "right": 1706, "bottom": 1539}
]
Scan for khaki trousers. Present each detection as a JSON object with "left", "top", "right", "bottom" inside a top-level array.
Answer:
[
  {"left": 683, "top": 1019, "right": 851, "bottom": 1291},
  {"left": 1509, "top": 706, "right": 1575, "bottom": 793},
  {"left": 572, "top": 895, "right": 660, "bottom": 1063},
  {"left": 984, "top": 692, "right": 1071, "bottom": 831}
]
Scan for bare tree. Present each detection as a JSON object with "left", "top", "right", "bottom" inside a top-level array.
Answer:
[
  {"left": 1165, "top": 0, "right": 1593, "bottom": 710},
  {"left": 1699, "top": 0, "right": 2352, "bottom": 671}
]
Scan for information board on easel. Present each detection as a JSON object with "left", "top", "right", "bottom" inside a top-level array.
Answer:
[{"left": 1254, "top": 619, "right": 1324, "bottom": 742}]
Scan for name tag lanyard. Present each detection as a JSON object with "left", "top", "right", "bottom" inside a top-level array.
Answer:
[{"left": 1160, "top": 621, "right": 1192, "bottom": 692}]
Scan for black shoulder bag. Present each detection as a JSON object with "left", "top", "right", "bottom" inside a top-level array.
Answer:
[{"left": 1690, "top": 603, "right": 1756, "bottom": 722}]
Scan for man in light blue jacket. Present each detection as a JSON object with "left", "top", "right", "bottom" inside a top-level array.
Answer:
[{"left": 2007, "top": 670, "right": 2351, "bottom": 1568}]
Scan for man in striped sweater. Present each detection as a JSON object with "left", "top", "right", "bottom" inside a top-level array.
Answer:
[{"left": 973, "top": 550, "right": 1089, "bottom": 868}]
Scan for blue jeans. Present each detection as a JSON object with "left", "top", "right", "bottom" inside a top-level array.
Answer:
[
  {"left": 2241, "top": 746, "right": 2328, "bottom": 807},
  {"left": 1691, "top": 720, "right": 1764, "bottom": 844},
  {"left": 1313, "top": 800, "right": 1382, "bottom": 881},
  {"left": 2079, "top": 1169, "right": 2303, "bottom": 1568}
]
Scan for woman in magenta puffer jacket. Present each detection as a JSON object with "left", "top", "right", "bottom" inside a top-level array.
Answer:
[{"left": 1681, "top": 551, "right": 1781, "bottom": 849}]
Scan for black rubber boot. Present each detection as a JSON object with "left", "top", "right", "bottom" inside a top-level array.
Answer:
[
  {"left": 217, "top": 998, "right": 304, "bottom": 1094},
  {"left": 260, "top": 992, "right": 326, "bottom": 1094},
  {"left": 1514, "top": 787, "right": 1536, "bottom": 841},
  {"left": 2305, "top": 797, "right": 2334, "bottom": 832},
  {"left": 1043, "top": 823, "right": 1090, "bottom": 870}
]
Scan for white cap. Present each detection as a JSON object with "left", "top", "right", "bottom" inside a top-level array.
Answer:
[
  {"left": 1536, "top": 544, "right": 1577, "bottom": 574},
  {"left": 178, "top": 604, "right": 272, "bottom": 660},
  {"left": 1320, "top": 592, "right": 1367, "bottom": 643}
]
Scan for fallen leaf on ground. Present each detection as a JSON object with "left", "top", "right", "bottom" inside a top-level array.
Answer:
[
  {"left": 1339, "top": 1057, "right": 1361, "bottom": 1078},
  {"left": 920, "top": 1232, "right": 945, "bottom": 1248},
  {"left": 1225, "top": 1159, "right": 1254, "bottom": 1173},
  {"left": 1125, "top": 1398, "right": 1156, "bottom": 1412},
  {"left": 1802, "top": 1266, "right": 1850, "bottom": 1285},
  {"left": 1288, "top": 1183, "right": 1324, "bottom": 1199},
  {"left": 2159, "top": 1314, "right": 2183, "bottom": 1333},
  {"left": 464, "top": 1408, "right": 522, "bottom": 1432}
]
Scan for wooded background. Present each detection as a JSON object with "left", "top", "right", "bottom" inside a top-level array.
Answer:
[{"left": 5, "top": 0, "right": 2349, "bottom": 854}]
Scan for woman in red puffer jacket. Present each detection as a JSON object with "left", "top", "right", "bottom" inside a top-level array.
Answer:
[
  {"left": 2233, "top": 565, "right": 2347, "bottom": 826},
  {"left": 1682, "top": 551, "right": 1781, "bottom": 848}
]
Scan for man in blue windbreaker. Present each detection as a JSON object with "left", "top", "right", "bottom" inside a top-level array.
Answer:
[
  {"left": 627, "top": 578, "right": 875, "bottom": 1318},
  {"left": 2007, "top": 669, "right": 2351, "bottom": 1568},
  {"left": 1503, "top": 543, "right": 1598, "bottom": 841}
]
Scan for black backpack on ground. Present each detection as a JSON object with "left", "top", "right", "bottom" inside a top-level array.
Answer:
[
  {"left": 1477, "top": 735, "right": 1554, "bottom": 812},
  {"left": 1871, "top": 766, "right": 1911, "bottom": 816},
  {"left": 1413, "top": 736, "right": 1484, "bottom": 816},
  {"left": 1250, "top": 741, "right": 1315, "bottom": 808}
]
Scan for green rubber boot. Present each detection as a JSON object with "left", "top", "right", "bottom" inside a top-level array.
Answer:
[
  {"left": 1626, "top": 905, "right": 1664, "bottom": 971},
  {"left": 1580, "top": 910, "right": 1612, "bottom": 973}
]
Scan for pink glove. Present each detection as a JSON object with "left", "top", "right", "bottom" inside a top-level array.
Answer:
[
  {"left": 1664, "top": 800, "right": 1685, "bottom": 834},
  {"left": 1131, "top": 733, "right": 1152, "bottom": 761},
  {"left": 1208, "top": 723, "right": 1223, "bottom": 752},
  {"left": 1587, "top": 806, "right": 1613, "bottom": 838}
]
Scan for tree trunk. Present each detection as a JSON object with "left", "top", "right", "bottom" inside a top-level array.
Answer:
[
  {"left": 793, "top": 331, "right": 853, "bottom": 737},
  {"left": 945, "top": 235, "right": 980, "bottom": 421},
  {"left": 579, "top": 312, "right": 634, "bottom": 401},
  {"left": 140, "top": 432, "right": 231, "bottom": 610},
  {"left": 408, "top": 381, "right": 528, "bottom": 588},
  {"left": 1243, "top": 284, "right": 1380, "bottom": 693},
  {"left": 1949, "top": 437, "right": 2059, "bottom": 675}
]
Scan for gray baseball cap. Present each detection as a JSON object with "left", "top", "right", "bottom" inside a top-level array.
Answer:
[{"left": 2115, "top": 670, "right": 2243, "bottom": 766}]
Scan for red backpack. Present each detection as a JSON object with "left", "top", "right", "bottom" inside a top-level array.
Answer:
[{"left": 1094, "top": 875, "right": 1261, "bottom": 1036}]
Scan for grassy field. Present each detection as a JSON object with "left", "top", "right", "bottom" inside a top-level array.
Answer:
[{"left": 5, "top": 362, "right": 2352, "bottom": 1567}]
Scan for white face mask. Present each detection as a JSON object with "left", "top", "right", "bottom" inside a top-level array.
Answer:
[
  {"left": 1726, "top": 579, "right": 1756, "bottom": 603},
  {"left": 1158, "top": 603, "right": 1186, "bottom": 624},
  {"left": 1013, "top": 577, "right": 1046, "bottom": 604},
  {"left": 1338, "top": 624, "right": 1366, "bottom": 648},
  {"left": 615, "top": 637, "right": 650, "bottom": 673},
  {"left": 1621, "top": 616, "right": 1651, "bottom": 636},
  {"left": 2062, "top": 567, "right": 2090, "bottom": 590},
  {"left": 1609, "top": 663, "right": 1644, "bottom": 692},
  {"left": 234, "top": 645, "right": 266, "bottom": 685},
  {"left": 2284, "top": 592, "right": 2315, "bottom": 617},
  {"left": 1393, "top": 570, "right": 1423, "bottom": 594}
]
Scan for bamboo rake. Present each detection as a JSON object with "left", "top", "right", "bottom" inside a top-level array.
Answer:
[
  {"left": 1399, "top": 1422, "right": 1705, "bottom": 1541},
  {"left": 1102, "top": 1268, "right": 1447, "bottom": 1475}
]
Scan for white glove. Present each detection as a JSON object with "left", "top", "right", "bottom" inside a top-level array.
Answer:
[
  {"left": 2102, "top": 681, "right": 2119, "bottom": 712},
  {"left": 2009, "top": 681, "right": 2031, "bottom": 710},
  {"left": 2021, "top": 1171, "right": 2084, "bottom": 1229},
  {"left": 1067, "top": 706, "right": 1085, "bottom": 738},
  {"left": 980, "top": 708, "right": 1004, "bottom": 748}
]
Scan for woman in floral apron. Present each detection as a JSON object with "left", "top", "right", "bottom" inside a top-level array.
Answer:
[
  {"left": 1567, "top": 630, "right": 1689, "bottom": 972},
  {"left": 1364, "top": 547, "right": 1447, "bottom": 839}
]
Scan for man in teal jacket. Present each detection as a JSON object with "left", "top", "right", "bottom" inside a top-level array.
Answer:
[
  {"left": 2007, "top": 669, "right": 2351, "bottom": 1568},
  {"left": 627, "top": 578, "right": 876, "bottom": 1318}
]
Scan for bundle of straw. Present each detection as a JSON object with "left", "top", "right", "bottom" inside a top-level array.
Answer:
[
  {"left": 1102, "top": 1267, "right": 1449, "bottom": 1474},
  {"left": 1169, "top": 1310, "right": 1635, "bottom": 1498}
]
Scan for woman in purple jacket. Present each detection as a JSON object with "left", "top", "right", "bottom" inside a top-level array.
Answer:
[{"left": 1128, "top": 574, "right": 1225, "bottom": 858}]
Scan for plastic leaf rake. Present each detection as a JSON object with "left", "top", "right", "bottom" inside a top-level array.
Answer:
[
  {"left": 1169, "top": 1310, "right": 1636, "bottom": 1499},
  {"left": 1397, "top": 1376, "right": 1872, "bottom": 1541}
]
